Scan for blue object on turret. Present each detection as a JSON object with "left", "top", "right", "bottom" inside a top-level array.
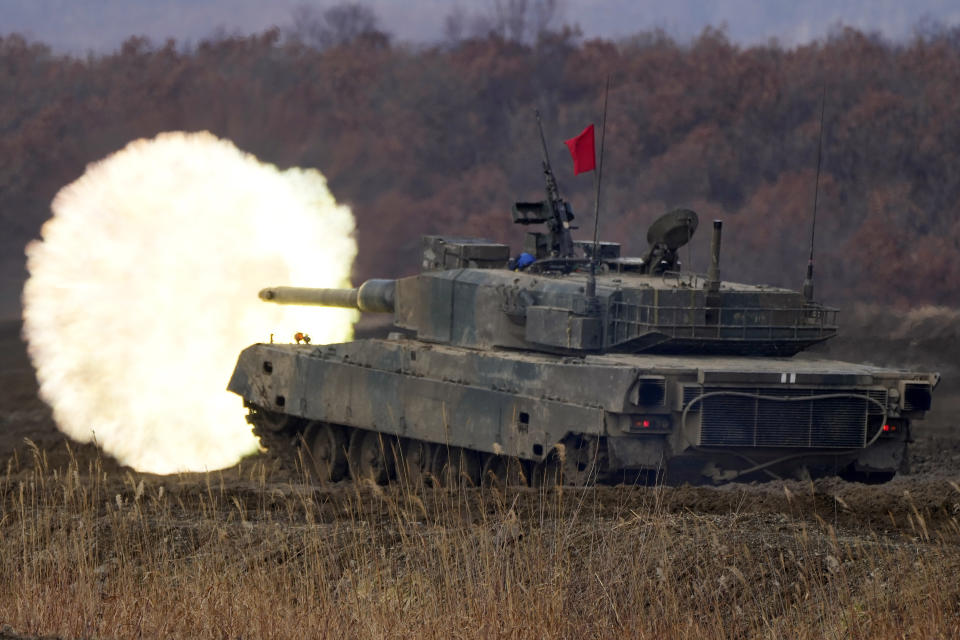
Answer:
[{"left": 516, "top": 252, "right": 535, "bottom": 269}]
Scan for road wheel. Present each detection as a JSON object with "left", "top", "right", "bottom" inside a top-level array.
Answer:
[
  {"left": 432, "top": 446, "right": 481, "bottom": 487},
  {"left": 531, "top": 452, "right": 562, "bottom": 488},
  {"left": 481, "top": 455, "right": 528, "bottom": 489},
  {"left": 349, "top": 430, "right": 393, "bottom": 485},
  {"left": 305, "top": 422, "right": 347, "bottom": 484},
  {"left": 398, "top": 438, "right": 432, "bottom": 487}
]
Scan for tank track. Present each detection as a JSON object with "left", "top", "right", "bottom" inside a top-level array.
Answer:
[
  {"left": 246, "top": 404, "right": 899, "bottom": 487},
  {"left": 245, "top": 404, "right": 610, "bottom": 487}
]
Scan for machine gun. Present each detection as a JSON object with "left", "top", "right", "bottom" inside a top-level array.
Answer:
[{"left": 511, "top": 111, "right": 576, "bottom": 260}]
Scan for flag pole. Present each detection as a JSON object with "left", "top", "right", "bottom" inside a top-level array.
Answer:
[
  {"left": 586, "top": 76, "right": 610, "bottom": 302},
  {"left": 802, "top": 84, "right": 826, "bottom": 302}
]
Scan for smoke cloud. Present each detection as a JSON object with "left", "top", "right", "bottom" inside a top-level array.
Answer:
[{"left": 22, "top": 131, "right": 357, "bottom": 474}]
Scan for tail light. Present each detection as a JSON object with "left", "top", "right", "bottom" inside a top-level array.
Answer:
[
  {"left": 631, "top": 415, "right": 670, "bottom": 432},
  {"left": 877, "top": 418, "right": 905, "bottom": 438}
]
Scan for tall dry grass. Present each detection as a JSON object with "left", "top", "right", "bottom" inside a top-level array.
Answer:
[{"left": 2, "top": 443, "right": 959, "bottom": 639}]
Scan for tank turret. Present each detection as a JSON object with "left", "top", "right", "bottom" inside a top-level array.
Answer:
[{"left": 259, "top": 210, "right": 837, "bottom": 356}]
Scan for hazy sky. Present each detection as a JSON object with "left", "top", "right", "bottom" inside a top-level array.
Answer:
[{"left": 2, "top": 0, "right": 959, "bottom": 53}]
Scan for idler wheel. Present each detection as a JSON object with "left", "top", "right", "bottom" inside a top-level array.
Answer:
[
  {"left": 840, "top": 466, "right": 896, "bottom": 485},
  {"left": 349, "top": 430, "right": 394, "bottom": 485},
  {"left": 558, "top": 437, "right": 599, "bottom": 487},
  {"left": 481, "top": 455, "right": 528, "bottom": 489},
  {"left": 431, "top": 446, "right": 481, "bottom": 487},
  {"left": 305, "top": 422, "right": 347, "bottom": 484}
]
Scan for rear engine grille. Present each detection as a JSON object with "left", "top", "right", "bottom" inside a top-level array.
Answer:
[{"left": 683, "top": 386, "right": 887, "bottom": 449}]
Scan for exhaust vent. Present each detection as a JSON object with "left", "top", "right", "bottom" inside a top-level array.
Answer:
[
  {"left": 902, "top": 382, "right": 932, "bottom": 412},
  {"left": 633, "top": 377, "right": 666, "bottom": 407}
]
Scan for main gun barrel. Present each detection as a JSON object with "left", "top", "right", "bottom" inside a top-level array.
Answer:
[{"left": 258, "top": 279, "right": 395, "bottom": 313}]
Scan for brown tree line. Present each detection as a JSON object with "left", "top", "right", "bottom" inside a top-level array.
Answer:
[{"left": 2, "top": 24, "right": 960, "bottom": 315}]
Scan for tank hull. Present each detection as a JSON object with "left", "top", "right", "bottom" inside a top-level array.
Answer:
[{"left": 228, "top": 337, "right": 936, "bottom": 484}]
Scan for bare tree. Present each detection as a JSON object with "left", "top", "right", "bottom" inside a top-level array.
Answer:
[
  {"left": 286, "top": 5, "right": 327, "bottom": 48},
  {"left": 529, "top": 0, "right": 560, "bottom": 40},
  {"left": 324, "top": 3, "right": 380, "bottom": 45},
  {"left": 285, "top": 3, "right": 387, "bottom": 49},
  {"left": 448, "top": 0, "right": 563, "bottom": 43},
  {"left": 494, "top": 0, "right": 529, "bottom": 41},
  {"left": 443, "top": 5, "right": 468, "bottom": 43}
]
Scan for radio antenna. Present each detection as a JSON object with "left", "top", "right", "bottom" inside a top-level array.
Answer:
[
  {"left": 802, "top": 85, "right": 826, "bottom": 302},
  {"left": 586, "top": 76, "right": 610, "bottom": 301}
]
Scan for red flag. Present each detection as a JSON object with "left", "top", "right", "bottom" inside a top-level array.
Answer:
[{"left": 564, "top": 124, "right": 596, "bottom": 175}]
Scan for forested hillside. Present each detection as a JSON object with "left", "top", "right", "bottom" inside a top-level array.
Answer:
[{"left": 3, "top": 23, "right": 960, "bottom": 316}]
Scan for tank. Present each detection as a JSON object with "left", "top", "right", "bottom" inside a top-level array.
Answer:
[{"left": 228, "top": 131, "right": 939, "bottom": 486}]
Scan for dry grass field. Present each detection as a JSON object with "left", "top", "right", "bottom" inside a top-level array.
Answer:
[
  {"left": 2, "top": 310, "right": 959, "bottom": 639},
  {"left": 3, "top": 451, "right": 960, "bottom": 639}
]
